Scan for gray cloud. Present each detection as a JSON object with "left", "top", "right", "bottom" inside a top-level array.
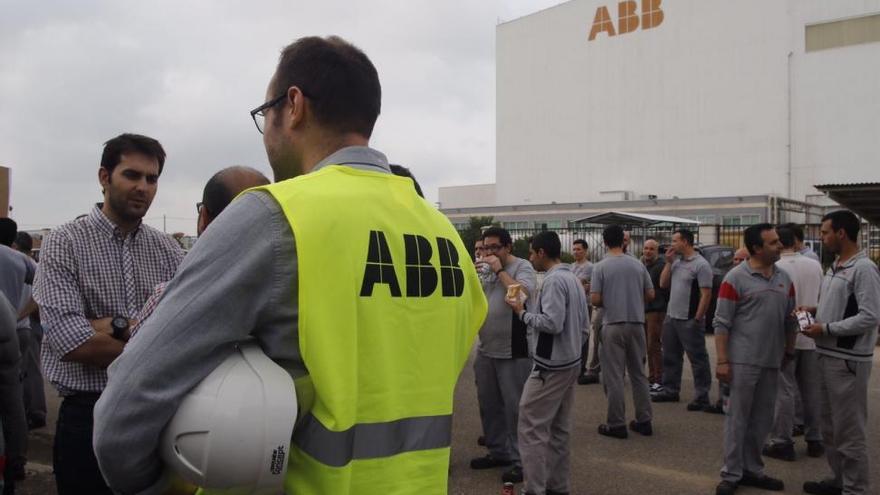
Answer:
[{"left": 1, "top": 0, "right": 561, "bottom": 234}]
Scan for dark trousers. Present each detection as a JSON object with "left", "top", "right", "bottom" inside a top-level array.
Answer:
[{"left": 54, "top": 394, "right": 112, "bottom": 495}]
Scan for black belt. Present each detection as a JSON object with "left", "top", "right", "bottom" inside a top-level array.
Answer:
[{"left": 64, "top": 392, "right": 101, "bottom": 405}]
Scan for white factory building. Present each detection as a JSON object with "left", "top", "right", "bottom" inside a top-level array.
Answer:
[{"left": 439, "top": 0, "right": 880, "bottom": 231}]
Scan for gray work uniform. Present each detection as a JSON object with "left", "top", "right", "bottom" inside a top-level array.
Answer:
[
  {"left": 475, "top": 256, "right": 537, "bottom": 465},
  {"left": 661, "top": 253, "right": 713, "bottom": 402},
  {"left": 713, "top": 262, "right": 797, "bottom": 484},
  {"left": 570, "top": 260, "right": 592, "bottom": 375},
  {"left": 768, "top": 253, "right": 824, "bottom": 448},
  {"left": 813, "top": 251, "right": 880, "bottom": 494},
  {"left": 518, "top": 263, "right": 587, "bottom": 495},
  {"left": 591, "top": 254, "right": 654, "bottom": 428}
]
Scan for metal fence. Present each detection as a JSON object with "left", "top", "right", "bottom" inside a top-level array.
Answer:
[{"left": 458, "top": 223, "right": 880, "bottom": 262}]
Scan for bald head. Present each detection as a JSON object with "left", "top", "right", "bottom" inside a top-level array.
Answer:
[
  {"left": 643, "top": 239, "right": 659, "bottom": 262},
  {"left": 198, "top": 166, "right": 270, "bottom": 235},
  {"left": 733, "top": 247, "right": 750, "bottom": 266}
]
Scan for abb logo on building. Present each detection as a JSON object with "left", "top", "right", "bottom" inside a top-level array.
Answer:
[{"left": 588, "top": 0, "right": 664, "bottom": 41}]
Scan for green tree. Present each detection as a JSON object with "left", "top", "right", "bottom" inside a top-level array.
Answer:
[{"left": 457, "top": 216, "right": 496, "bottom": 260}]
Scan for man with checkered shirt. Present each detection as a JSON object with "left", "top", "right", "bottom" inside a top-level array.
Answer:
[{"left": 33, "top": 134, "right": 183, "bottom": 495}]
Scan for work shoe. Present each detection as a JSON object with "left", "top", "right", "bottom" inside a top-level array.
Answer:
[
  {"left": 806, "top": 440, "right": 825, "bottom": 458},
  {"left": 803, "top": 479, "right": 842, "bottom": 495},
  {"left": 686, "top": 399, "right": 711, "bottom": 411},
  {"left": 578, "top": 373, "right": 600, "bottom": 385},
  {"left": 501, "top": 466, "right": 523, "bottom": 484},
  {"left": 597, "top": 424, "right": 628, "bottom": 439},
  {"left": 792, "top": 424, "right": 805, "bottom": 437},
  {"left": 469, "top": 455, "right": 512, "bottom": 470},
  {"left": 739, "top": 472, "right": 784, "bottom": 491},
  {"left": 762, "top": 442, "right": 795, "bottom": 461},
  {"left": 477, "top": 435, "right": 486, "bottom": 447},
  {"left": 629, "top": 420, "right": 653, "bottom": 436},
  {"left": 715, "top": 480, "right": 737, "bottom": 495},
  {"left": 651, "top": 391, "right": 680, "bottom": 403},
  {"left": 702, "top": 401, "right": 725, "bottom": 415}
]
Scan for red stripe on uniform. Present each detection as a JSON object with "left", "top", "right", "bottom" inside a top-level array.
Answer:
[
  {"left": 718, "top": 281, "right": 739, "bottom": 301},
  {"left": 789, "top": 283, "right": 796, "bottom": 298}
]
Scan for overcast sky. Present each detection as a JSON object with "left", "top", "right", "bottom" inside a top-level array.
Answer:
[{"left": 0, "top": 0, "right": 564, "bottom": 235}]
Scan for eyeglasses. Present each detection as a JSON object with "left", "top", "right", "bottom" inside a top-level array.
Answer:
[
  {"left": 250, "top": 93, "right": 287, "bottom": 134},
  {"left": 196, "top": 202, "right": 208, "bottom": 215},
  {"left": 483, "top": 244, "right": 504, "bottom": 251},
  {"left": 249, "top": 89, "right": 316, "bottom": 134}
]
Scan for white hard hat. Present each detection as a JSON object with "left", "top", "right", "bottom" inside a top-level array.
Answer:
[{"left": 161, "top": 342, "right": 297, "bottom": 494}]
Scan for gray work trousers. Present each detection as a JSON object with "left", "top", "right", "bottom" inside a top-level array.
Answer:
[
  {"left": 20, "top": 325, "right": 47, "bottom": 425},
  {"left": 768, "top": 349, "right": 821, "bottom": 446},
  {"left": 518, "top": 365, "right": 579, "bottom": 495},
  {"left": 474, "top": 352, "right": 532, "bottom": 465},
  {"left": 816, "top": 354, "right": 872, "bottom": 494},
  {"left": 599, "top": 322, "right": 652, "bottom": 428},
  {"left": 585, "top": 308, "right": 604, "bottom": 375},
  {"left": 721, "top": 363, "right": 778, "bottom": 483},
  {"left": 661, "top": 317, "right": 712, "bottom": 402}
]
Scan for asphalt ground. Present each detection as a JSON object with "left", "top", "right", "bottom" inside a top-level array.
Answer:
[{"left": 16, "top": 336, "right": 880, "bottom": 495}]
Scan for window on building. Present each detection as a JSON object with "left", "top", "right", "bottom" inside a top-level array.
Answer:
[
  {"left": 722, "top": 216, "right": 741, "bottom": 226},
  {"left": 502, "top": 221, "right": 529, "bottom": 230},
  {"left": 741, "top": 215, "right": 760, "bottom": 225}
]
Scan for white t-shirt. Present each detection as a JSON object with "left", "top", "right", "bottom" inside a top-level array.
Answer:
[{"left": 776, "top": 252, "right": 823, "bottom": 350}]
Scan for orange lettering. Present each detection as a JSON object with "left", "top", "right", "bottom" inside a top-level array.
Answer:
[
  {"left": 588, "top": 6, "right": 616, "bottom": 41},
  {"left": 641, "top": 0, "right": 664, "bottom": 30},
  {"left": 618, "top": 1, "right": 639, "bottom": 35}
]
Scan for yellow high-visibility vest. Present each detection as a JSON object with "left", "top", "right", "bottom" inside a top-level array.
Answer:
[{"left": 256, "top": 164, "right": 487, "bottom": 494}]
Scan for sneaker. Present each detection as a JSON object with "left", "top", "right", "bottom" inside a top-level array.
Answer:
[
  {"left": 739, "top": 472, "right": 784, "bottom": 491},
  {"left": 477, "top": 435, "right": 486, "bottom": 447},
  {"left": 578, "top": 373, "right": 600, "bottom": 385},
  {"left": 702, "top": 401, "right": 725, "bottom": 415},
  {"left": 501, "top": 466, "right": 523, "bottom": 483},
  {"left": 651, "top": 391, "right": 680, "bottom": 403},
  {"left": 806, "top": 440, "right": 824, "bottom": 458},
  {"left": 792, "top": 424, "right": 805, "bottom": 437},
  {"left": 715, "top": 480, "right": 737, "bottom": 495},
  {"left": 762, "top": 442, "right": 795, "bottom": 461},
  {"left": 597, "top": 424, "right": 628, "bottom": 439},
  {"left": 803, "top": 479, "right": 842, "bottom": 495},
  {"left": 469, "top": 455, "right": 512, "bottom": 470},
  {"left": 629, "top": 420, "right": 653, "bottom": 436},
  {"left": 686, "top": 399, "right": 710, "bottom": 411},
  {"left": 649, "top": 383, "right": 664, "bottom": 394}
]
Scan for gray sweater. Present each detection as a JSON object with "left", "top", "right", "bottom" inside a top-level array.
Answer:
[
  {"left": 521, "top": 264, "right": 588, "bottom": 371},
  {"left": 815, "top": 251, "right": 880, "bottom": 362}
]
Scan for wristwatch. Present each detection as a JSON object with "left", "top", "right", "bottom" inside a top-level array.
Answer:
[{"left": 111, "top": 315, "right": 130, "bottom": 341}]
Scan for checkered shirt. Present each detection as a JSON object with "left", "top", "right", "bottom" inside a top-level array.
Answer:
[{"left": 33, "top": 205, "right": 184, "bottom": 395}]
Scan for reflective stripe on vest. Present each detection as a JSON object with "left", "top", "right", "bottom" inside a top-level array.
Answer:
[
  {"left": 293, "top": 413, "right": 452, "bottom": 468},
  {"left": 255, "top": 165, "right": 487, "bottom": 494}
]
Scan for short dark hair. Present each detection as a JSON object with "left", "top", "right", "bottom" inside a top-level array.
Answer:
[
  {"left": 531, "top": 231, "right": 561, "bottom": 259},
  {"left": 776, "top": 224, "right": 796, "bottom": 249},
  {"left": 14, "top": 231, "right": 33, "bottom": 253},
  {"left": 202, "top": 167, "right": 270, "bottom": 218},
  {"left": 822, "top": 210, "right": 860, "bottom": 242},
  {"left": 274, "top": 36, "right": 381, "bottom": 138},
  {"left": 573, "top": 239, "right": 588, "bottom": 250},
  {"left": 101, "top": 133, "right": 166, "bottom": 175},
  {"left": 389, "top": 164, "right": 424, "bottom": 198},
  {"left": 481, "top": 227, "right": 512, "bottom": 247},
  {"left": 603, "top": 225, "right": 625, "bottom": 248},
  {"left": 743, "top": 223, "right": 774, "bottom": 255},
  {"left": 674, "top": 229, "right": 695, "bottom": 246},
  {"left": 780, "top": 222, "right": 804, "bottom": 242},
  {"left": 0, "top": 218, "right": 17, "bottom": 246}
]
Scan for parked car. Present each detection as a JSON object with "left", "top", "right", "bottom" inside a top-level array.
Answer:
[{"left": 696, "top": 244, "right": 736, "bottom": 333}]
